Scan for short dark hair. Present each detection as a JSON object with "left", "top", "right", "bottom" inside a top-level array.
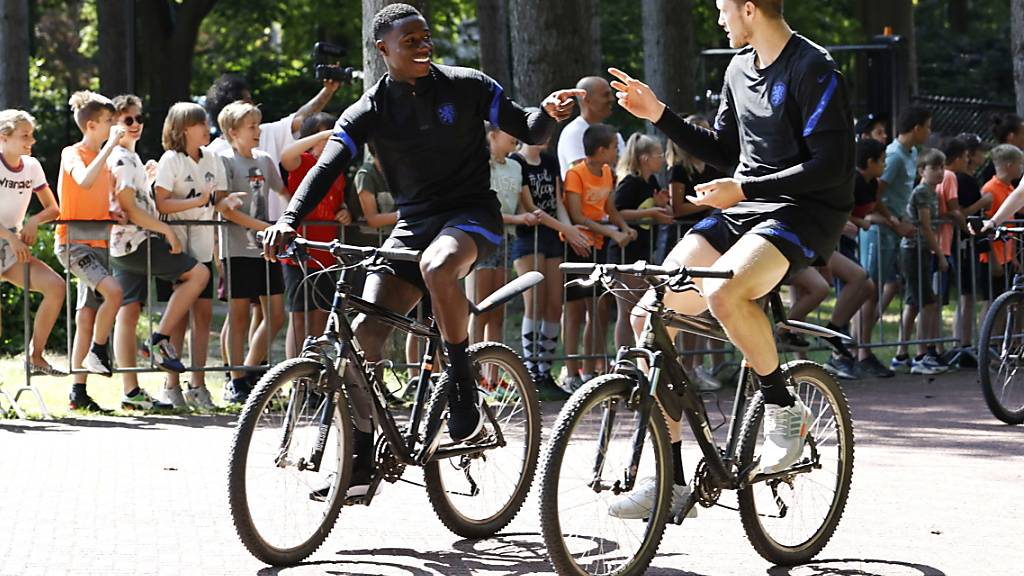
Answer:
[
  {"left": 991, "top": 113, "right": 1023, "bottom": 144},
  {"left": 582, "top": 124, "right": 617, "bottom": 157},
  {"left": 855, "top": 113, "right": 885, "bottom": 138},
  {"left": 299, "top": 112, "right": 336, "bottom": 139},
  {"left": 372, "top": 3, "right": 423, "bottom": 40},
  {"left": 896, "top": 106, "right": 932, "bottom": 135},
  {"left": 957, "top": 132, "right": 985, "bottom": 154},
  {"left": 941, "top": 137, "right": 968, "bottom": 165},
  {"left": 205, "top": 74, "right": 250, "bottom": 130},
  {"left": 856, "top": 138, "right": 885, "bottom": 169}
]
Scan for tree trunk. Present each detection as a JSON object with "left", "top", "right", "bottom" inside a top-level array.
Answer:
[
  {"left": 642, "top": 0, "right": 696, "bottom": 116},
  {"left": 362, "top": 0, "right": 428, "bottom": 90},
  {"left": 0, "top": 0, "right": 30, "bottom": 109},
  {"left": 476, "top": 0, "right": 511, "bottom": 90},
  {"left": 948, "top": 0, "right": 969, "bottom": 35},
  {"left": 509, "top": 0, "right": 599, "bottom": 105},
  {"left": 857, "top": 0, "right": 917, "bottom": 95},
  {"left": 1014, "top": 0, "right": 1024, "bottom": 115},
  {"left": 97, "top": 0, "right": 134, "bottom": 95}
]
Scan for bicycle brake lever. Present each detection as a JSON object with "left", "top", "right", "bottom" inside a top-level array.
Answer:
[{"left": 565, "top": 278, "right": 597, "bottom": 289}]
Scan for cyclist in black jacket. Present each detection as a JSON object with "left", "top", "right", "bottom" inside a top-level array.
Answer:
[
  {"left": 261, "top": 3, "right": 581, "bottom": 496},
  {"left": 605, "top": 0, "right": 854, "bottom": 519}
]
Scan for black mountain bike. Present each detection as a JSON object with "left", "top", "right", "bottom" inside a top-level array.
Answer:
[
  {"left": 976, "top": 224, "right": 1024, "bottom": 425},
  {"left": 539, "top": 262, "right": 855, "bottom": 576},
  {"left": 228, "top": 236, "right": 543, "bottom": 565}
]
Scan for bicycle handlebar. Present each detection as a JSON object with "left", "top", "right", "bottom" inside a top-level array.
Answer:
[
  {"left": 559, "top": 261, "right": 734, "bottom": 279},
  {"left": 255, "top": 231, "right": 422, "bottom": 263}
]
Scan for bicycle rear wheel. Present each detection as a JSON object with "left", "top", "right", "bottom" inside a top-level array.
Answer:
[
  {"left": 228, "top": 358, "right": 353, "bottom": 565},
  {"left": 736, "top": 361, "right": 854, "bottom": 565},
  {"left": 539, "top": 374, "right": 673, "bottom": 576},
  {"left": 423, "top": 342, "right": 541, "bottom": 538},
  {"left": 978, "top": 290, "right": 1024, "bottom": 425}
]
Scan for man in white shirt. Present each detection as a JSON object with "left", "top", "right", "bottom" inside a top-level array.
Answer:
[
  {"left": 557, "top": 76, "right": 626, "bottom": 178},
  {"left": 204, "top": 73, "right": 341, "bottom": 220}
]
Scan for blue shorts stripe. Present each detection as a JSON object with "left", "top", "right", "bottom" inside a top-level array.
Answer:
[
  {"left": 455, "top": 223, "right": 503, "bottom": 246},
  {"left": 803, "top": 73, "right": 838, "bottom": 137},
  {"left": 758, "top": 226, "right": 816, "bottom": 260}
]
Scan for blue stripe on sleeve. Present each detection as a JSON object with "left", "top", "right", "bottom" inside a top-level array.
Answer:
[
  {"left": 332, "top": 128, "right": 357, "bottom": 158},
  {"left": 489, "top": 82, "right": 504, "bottom": 127},
  {"left": 803, "top": 73, "right": 838, "bottom": 137}
]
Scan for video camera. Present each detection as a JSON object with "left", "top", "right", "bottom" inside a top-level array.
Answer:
[{"left": 312, "top": 41, "right": 362, "bottom": 84}]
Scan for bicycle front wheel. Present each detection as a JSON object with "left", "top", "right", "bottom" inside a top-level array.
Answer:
[
  {"left": 423, "top": 342, "right": 542, "bottom": 538},
  {"left": 736, "top": 360, "right": 854, "bottom": 565},
  {"left": 978, "top": 290, "right": 1024, "bottom": 424},
  {"left": 539, "top": 374, "right": 673, "bottom": 576},
  {"left": 228, "top": 358, "right": 353, "bottom": 565}
]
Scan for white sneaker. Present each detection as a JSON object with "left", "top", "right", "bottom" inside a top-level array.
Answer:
[
  {"left": 184, "top": 386, "right": 217, "bottom": 410},
  {"left": 607, "top": 477, "right": 698, "bottom": 520},
  {"left": 759, "top": 399, "right": 813, "bottom": 475},
  {"left": 158, "top": 387, "right": 187, "bottom": 409},
  {"left": 82, "top": 349, "right": 113, "bottom": 376},
  {"left": 693, "top": 366, "right": 723, "bottom": 391},
  {"left": 911, "top": 354, "right": 948, "bottom": 375}
]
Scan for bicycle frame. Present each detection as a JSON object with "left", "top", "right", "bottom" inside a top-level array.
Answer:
[
  {"left": 600, "top": 285, "right": 812, "bottom": 495},
  {"left": 294, "top": 259, "right": 504, "bottom": 475}
]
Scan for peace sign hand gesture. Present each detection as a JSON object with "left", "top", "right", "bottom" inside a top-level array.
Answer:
[{"left": 608, "top": 68, "right": 667, "bottom": 123}]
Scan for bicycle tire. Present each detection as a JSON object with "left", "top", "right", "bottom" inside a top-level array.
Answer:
[
  {"left": 977, "top": 290, "right": 1024, "bottom": 424},
  {"left": 539, "top": 374, "right": 673, "bottom": 576},
  {"left": 736, "top": 360, "right": 854, "bottom": 566},
  {"left": 228, "top": 357, "right": 354, "bottom": 565},
  {"left": 422, "top": 342, "right": 541, "bottom": 538}
]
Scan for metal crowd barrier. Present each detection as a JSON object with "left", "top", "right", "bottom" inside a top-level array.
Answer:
[{"left": 1, "top": 214, "right": 1013, "bottom": 419}]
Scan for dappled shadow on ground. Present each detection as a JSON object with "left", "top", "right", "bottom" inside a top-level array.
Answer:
[
  {"left": 768, "top": 558, "right": 947, "bottom": 576},
  {"left": 0, "top": 413, "right": 237, "bottom": 433},
  {"left": 256, "top": 533, "right": 708, "bottom": 576}
]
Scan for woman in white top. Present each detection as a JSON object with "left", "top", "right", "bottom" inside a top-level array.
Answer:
[
  {"left": 0, "top": 109, "right": 66, "bottom": 376},
  {"left": 154, "top": 102, "right": 228, "bottom": 398}
]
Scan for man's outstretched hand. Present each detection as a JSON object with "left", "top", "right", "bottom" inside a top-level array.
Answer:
[
  {"left": 261, "top": 222, "right": 297, "bottom": 262},
  {"left": 608, "top": 68, "right": 666, "bottom": 123},
  {"left": 542, "top": 89, "right": 587, "bottom": 121}
]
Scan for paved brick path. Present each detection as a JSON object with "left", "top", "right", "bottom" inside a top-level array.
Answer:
[{"left": 1, "top": 371, "right": 1022, "bottom": 576}]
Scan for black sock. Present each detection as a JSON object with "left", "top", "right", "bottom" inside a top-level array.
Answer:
[
  {"left": 352, "top": 428, "right": 374, "bottom": 482},
  {"left": 231, "top": 376, "right": 250, "bottom": 390},
  {"left": 126, "top": 387, "right": 141, "bottom": 397},
  {"left": 671, "top": 441, "right": 685, "bottom": 485},
  {"left": 445, "top": 338, "right": 475, "bottom": 402},
  {"left": 926, "top": 345, "right": 939, "bottom": 357},
  {"left": 758, "top": 366, "right": 795, "bottom": 407},
  {"left": 896, "top": 353, "right": 909, "bottom": 361},
  {"left": 824, "top": 323, "right": 853, "bottom": 359},
  {"left": 150, "top": 332, "right": 168, "bottom": 345},
  {"left": 72, "top": 383, "right": 87, "bottom": 397},
  {"left": 91, "top": 342, "right": 108, "bottom": 357}
]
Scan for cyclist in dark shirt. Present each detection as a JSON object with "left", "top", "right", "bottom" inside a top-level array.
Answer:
[
  {"left": 604, "top": 0, "right": 854, "bottom": 519},
  {"left": 261, "top": 3, "right": 582, "bottom": 495}
]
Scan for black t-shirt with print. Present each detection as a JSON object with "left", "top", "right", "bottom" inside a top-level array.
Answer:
[
  {"left": 511, "top": 151, "right": 559, "bottom": 238},
  {"left": 612, "top": 174, "right": 660, "bottom": 262}
]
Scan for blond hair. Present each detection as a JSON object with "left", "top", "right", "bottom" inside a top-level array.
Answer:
[
  {"left": 217, "top": 101, "right": 262, "bottom": 143},
  {"left": 161, "top": 102, "right": 208, "bottom": 153},
  {"left": 0, "top": 109, "right": 35, "bottom": 136},
  {"left": 68, "top": 90, "right": 114, "bottom": 132},
  {"left": 666, "top": 114, "right": 711, "bottom": 177},
  {"left": 615, "top": 133, "right": 662, "bottom": 181},
  {"left": 112, "top": 94, "right": 143, "bottom": 115},
  {"left": 991, "top": 143, "right": 1024, "bottom": 168}
]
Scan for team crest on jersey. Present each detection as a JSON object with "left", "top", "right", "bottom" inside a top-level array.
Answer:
[
  {"left": 770, "top": 82, "right": 787, "bottom": 108},
  {"left": 437, "top": 103, "right": 457, "bottom": 126}
]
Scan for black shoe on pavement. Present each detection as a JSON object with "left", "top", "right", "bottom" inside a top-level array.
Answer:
[
  {"left": 537, "top": 372, "right": 571, "bottom": 401},
  {"left": 68, "top": 393, "right": 111, "bottom": 413}
]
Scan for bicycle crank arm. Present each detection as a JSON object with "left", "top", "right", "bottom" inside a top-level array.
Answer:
[
  {"left": 430, "top": 438, "right": 501, "bottom": 462},
  {"left": 747, "top": 458, "right": 820, "bottom": 485}
]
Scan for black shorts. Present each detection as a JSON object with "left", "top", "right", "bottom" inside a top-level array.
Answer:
[
  {"left": 976, "top": 261, "right": 1011, "bottom": 301},
  {"left": 512, "top": 226, "right": 566, "bottom": 261},
  {"left": 111, "top": 237, "right": 198, "bottom": 305},
  {"left": 380, "top": 205, "right": 503, "bottom": 292},
  {"left": 282, "top": 263, "right": 338, "bottom": 313},
  {"left": 156, "top": 261, "right": 215, "bottom": 301},
  {"left": 564, "top": 243, "right": 609, "bottom": 302},
  {"left": 686, "top": 213, "right": 818, "bottom": 276},
  {"left": 218, "top": 257, "right": 285, "bottom": 301}
]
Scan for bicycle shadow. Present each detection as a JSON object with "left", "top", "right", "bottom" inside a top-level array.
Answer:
[
  {"left": 255, "top": 532, "right": 707, "bottom": 576},
  {"left": 767, "top": 558, "right": 947, "bottom": 576}
]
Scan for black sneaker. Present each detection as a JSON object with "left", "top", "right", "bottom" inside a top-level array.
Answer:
[
  {"left": 68, "top": 393, "right": 111, "bottom": 413},
  {"left": 778, "top": 332, "right": 811, "bottom": 352},
  {"left": 224, "top": 376, "right": 253, "bottom": 405},
  {"left": 447, "top": 385, "right": 484, "bottom": 442},
  {"left": 537, "top": 372, "right": 571, "bottom": 401}
]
